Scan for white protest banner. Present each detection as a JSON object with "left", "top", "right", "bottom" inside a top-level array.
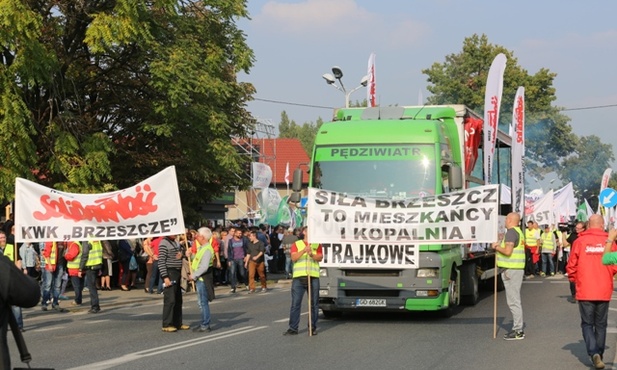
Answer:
[
  {"left": 525, "top": 189, "right": 554, "bottom": 226},
  {"left": 307, "top": 185, "right": 500, "bottom": 269},
  {"left": 251, "top": 162, "right": 272, "bottom": 189},
  {"left": 15, "top": 166, "right": 185, "bottom": 243},
  {"left": 553, "top": 182, "right": 576, "bottom": 223}
]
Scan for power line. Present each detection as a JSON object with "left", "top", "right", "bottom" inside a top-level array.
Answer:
[
  {"left": 253, "top": 97, "right": 335, "bottom": 110},
  {"left": 560, "top": 103, "right": 617, "bottom": 112},
  {"left": 254, "top": 96, "right": 617, "bottom": 113}
]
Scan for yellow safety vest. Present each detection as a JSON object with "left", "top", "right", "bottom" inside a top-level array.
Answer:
[
  {"left": 86, "top": 240, "right": 103, "bottom": 267},
  {"left": 541, "top": 232, "right": 555, "bottom": 253},
  {"left": 191, "top": 243, "right": 214, "bottom": 281},
  {"left": 66, "top": 242, "right": 83, "bottom": 270},
  {"left": 497, "top": 227, "right": 525, "bottom": 269},
  {"left": 292, "top": 240, "right": 320, "bottom": 278},
  {"left": 525, "top": 228, "right": 538, "bottom": 247},
  {"left": 49, "top": 242, "right": 57, "bottom": 266},
  {"left": 3, "top": 244, "right": 15, "bottom": 262}
]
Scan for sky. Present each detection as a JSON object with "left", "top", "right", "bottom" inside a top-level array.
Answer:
[{"left": 238, "top": 0, "right": 617, "bottom": 191}]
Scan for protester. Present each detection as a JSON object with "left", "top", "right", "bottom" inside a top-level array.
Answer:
[
  {"left": 100, "top": 240, "right": 114, "bottom": 291},
  {"left": 159, "top": 234, "right": 190, "bottom": 332},
  {"left": 281, "top": 227, "right": 298, "bottom": 279},
  {"left": 563, "top": 221, "right": 585, "bottom": 303},
  {"left": 524, "top": 220, "right": 540, "bottom": 278},
  {"left": 568, "top": 215, "right": 617, "bottom": 369},
  {"left": 41, "top": 241, "right": 69, "bottom": 312},
  {"left": 189, "top": 227, "right": 215, "bottom": 333},
  {"left": 491, "top": 212, "right": 525, "bottom": 340},
  {"left": 246, "top": 230, "right": 267, "bottom": 293},
  {"left": 284, "top": 226, "right": 323, "bottom": 336},
  {"left": 0, "top": 254, "right": 40, "bottom": 369},
  {"left": 227, "top": 228, "right": 248, "bottom": 293},
  {"left": 65, "top": 240, "right": 84, "bottom": 307},
  {"left": 539, "top": 224, "right": 557, "bottom": 276},
  {"left": 80, "top": 239, "right": 103, "bottom": 313}
]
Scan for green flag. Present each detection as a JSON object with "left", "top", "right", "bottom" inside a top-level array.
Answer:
[{"left": 577, "top": 203, "right": 588, "bottom": 221}]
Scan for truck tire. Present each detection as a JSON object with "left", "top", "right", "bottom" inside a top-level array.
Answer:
[
  {"left": 460, "top": 264, "right": 479, "bottom": 306},
  {"left": 439, "top": 267, "right": 459, "bottom": 318}
]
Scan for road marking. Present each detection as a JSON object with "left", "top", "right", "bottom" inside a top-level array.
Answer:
[
  {"left": 30, "top": 326, "right": 66, "bottom": 332},
  {"left": 523, "top": 281, "right": 543, "bottom": 284},
  {"left": 130, "top": 313, "right": 154, "bottom": 317},
  {"left": 549, "top": 281, "right": 570, "bottom": 284},
  {"left": 85, "top": 320, "right": 110, "bottom": 324},
  {"left": 66, "top": 326, "right": 267, "bottom": 370},
  {"left": 274, "top": 312, "right": 307, "bottom": 323}
]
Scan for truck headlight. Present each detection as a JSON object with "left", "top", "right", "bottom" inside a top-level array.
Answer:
[
  {"left": 320, "top": 268, "right": 328, "bottom": 277},
  {"left": 417, "top": 268, "right": 439, "bottom": 278}
]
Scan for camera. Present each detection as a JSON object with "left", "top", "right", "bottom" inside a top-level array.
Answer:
[{"left": 558, "top": 222, "right": 575, "bottom": 234}]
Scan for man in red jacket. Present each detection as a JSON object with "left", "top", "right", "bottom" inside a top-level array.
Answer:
[{"left": 567, "top": 214, "right": 617, "bottom": 370}]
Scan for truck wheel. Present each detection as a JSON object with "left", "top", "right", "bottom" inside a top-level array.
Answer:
[
  {"left": 322, "top": 310, "right": 342, "bottom": 319},
  {"left": 461, "top": 266, "right": 479, "bottom": 306},
  {"left": 440, "top": 267, "right": 459, "bottom": 318}
]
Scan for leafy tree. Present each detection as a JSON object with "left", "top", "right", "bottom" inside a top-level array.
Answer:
[
  {"left": 278, "top": 111, "right": 322, "bottom": 157},
  {"left": 559, "top": 135, "right": 614, "bottom": 209},
  {"left": 422, "top": 34, "right": 581, "bottom": 180},
  {"left": 0, "top": 0, "right": 255, "bottom": 223}
]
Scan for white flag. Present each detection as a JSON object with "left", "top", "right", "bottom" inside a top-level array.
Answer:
[
  {"left": 252, "top": 162, "right": 272, "bottom": 189},
  {"left": 511, "top": 86, "right": 525, "bottom": 218},
  {"left": 553, "top": 182, "right": 576, "bottom": 223},
  {"left": 285, "top": 162, "right": 290, "bottom": 186},
  {"left": 367, "top": 52, "right": 376, "bottom": 107},
  {"left": 483, "top": 53, "right": 507, "bottom": 185}
]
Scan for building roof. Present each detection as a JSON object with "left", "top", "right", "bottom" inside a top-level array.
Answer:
[{"left": 254, "top": 138, "right": 310, "bottom": 186}]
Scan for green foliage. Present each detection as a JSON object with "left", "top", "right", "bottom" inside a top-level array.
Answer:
[
  {"left": 0, "top": 0, "right": 255, "bottom": 224},
  {"left": 278, "top": 111, "right": 322, "bottom": 158},
  {"left": 560, "top": 135, "right": 614, "bottom": 208},
  {"left": 422, "top": 34, "right": 581, "bottom": 179}
]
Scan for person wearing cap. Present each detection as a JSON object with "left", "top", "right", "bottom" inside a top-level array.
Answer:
[{"left": 539, "top": 224, "right": 557, "bottom": 276}]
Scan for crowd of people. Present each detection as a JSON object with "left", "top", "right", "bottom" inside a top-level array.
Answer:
[{"left": 496, "top": 213, "right": 617, "bottom": 369}]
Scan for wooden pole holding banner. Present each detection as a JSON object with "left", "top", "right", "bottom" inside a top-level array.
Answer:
[
  {"left": 182, "top": 233, "right": 196, "bottom": 292},
  {"left": 307, "top": 262, "right": 312, "bottom": 337},
  {"left": 493, "top": 253, "right": 498, "bottom": 339}
]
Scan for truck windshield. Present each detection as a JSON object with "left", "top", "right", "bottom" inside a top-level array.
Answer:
[{"left": 312, "top": 144, "right": 436, "bottom": 199}]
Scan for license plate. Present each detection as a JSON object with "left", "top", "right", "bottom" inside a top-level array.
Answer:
[{"left": 356, "top": 298, "right": 386, "bottom": 307}]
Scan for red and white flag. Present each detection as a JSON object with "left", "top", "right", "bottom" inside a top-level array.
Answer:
[
  {"left": 367, "top": 52, "right": 376, "bottom": 107},
  {"left": 483, "top": 53, "right": 507, "bottom": 184},
  {"left": 511, "top": 86, "right": 525, "bottom": 218}
]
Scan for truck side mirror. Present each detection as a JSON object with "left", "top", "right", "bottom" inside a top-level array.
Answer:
[
  {"left": 289, "top": 168, "right": 304, "bottom": 203},
  {"left": 448, "top": 165, "right": 463, "bottom": 190},
  {"left": 292, "top": 168, "right": 303, "bottom": 192}
]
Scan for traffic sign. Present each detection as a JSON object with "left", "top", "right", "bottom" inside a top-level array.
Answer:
[{"left": 600, "top": 187, "right": 617, "bottom": 208}]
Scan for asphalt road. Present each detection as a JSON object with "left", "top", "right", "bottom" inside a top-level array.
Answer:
[{"left": 9, "top": 274, "right": 617, "bottom": 370}]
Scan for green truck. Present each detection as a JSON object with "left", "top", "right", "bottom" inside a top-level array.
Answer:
[{"left": 293, "top": 105, "right": 512, "bottom": 317}]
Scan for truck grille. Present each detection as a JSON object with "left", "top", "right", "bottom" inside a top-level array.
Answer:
[{"left": 344, "top": 269, "right": 401, "bottom": 277}]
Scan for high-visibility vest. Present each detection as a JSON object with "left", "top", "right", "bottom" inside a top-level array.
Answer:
[
  {"left": 191, "top": 243, "right": 214, "bottom": 281},
  {"left": 525, "top": 228, "right": 538, "bottom": 247},
  {"left": 66, "top": 242, "right": 83, "bottom": 270},
  {"left": 497, "top": 227, "right": 525, "bottom": 269},
  {"left": 541, "top": 232, "right": 555, "bottom": 253},
  {"left": 48, "top": 242, "right": 58, "bottom": 268},
  {"left": 85, "top": 240, "right": 103, "bottom": 267},
  {"left": 292, "top": 240, "right": 320, "bottom": 278},
  {"left": 3, "top": 244, "right": 15, "bottom": 262}
]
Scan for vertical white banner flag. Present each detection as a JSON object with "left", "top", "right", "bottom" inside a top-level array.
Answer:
[
  {"left": 367, "top": 52, "right": 377, "bottom": 107},
  {"left": 511, "top": 86, "right": 525, "bottom": 218},
  {"left": 285, "top": 162, "right": 290, "bottom": 186},
  {"left": 483, "top": 53, "right": 507, "bottom": 185},
  {"left": 252, "top": 162, "right": 272, "bottom": 189}
]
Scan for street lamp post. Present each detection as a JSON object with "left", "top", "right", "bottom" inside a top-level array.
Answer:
[{"left": 322, "top": 66, "right": 368, "bottom": 108}]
